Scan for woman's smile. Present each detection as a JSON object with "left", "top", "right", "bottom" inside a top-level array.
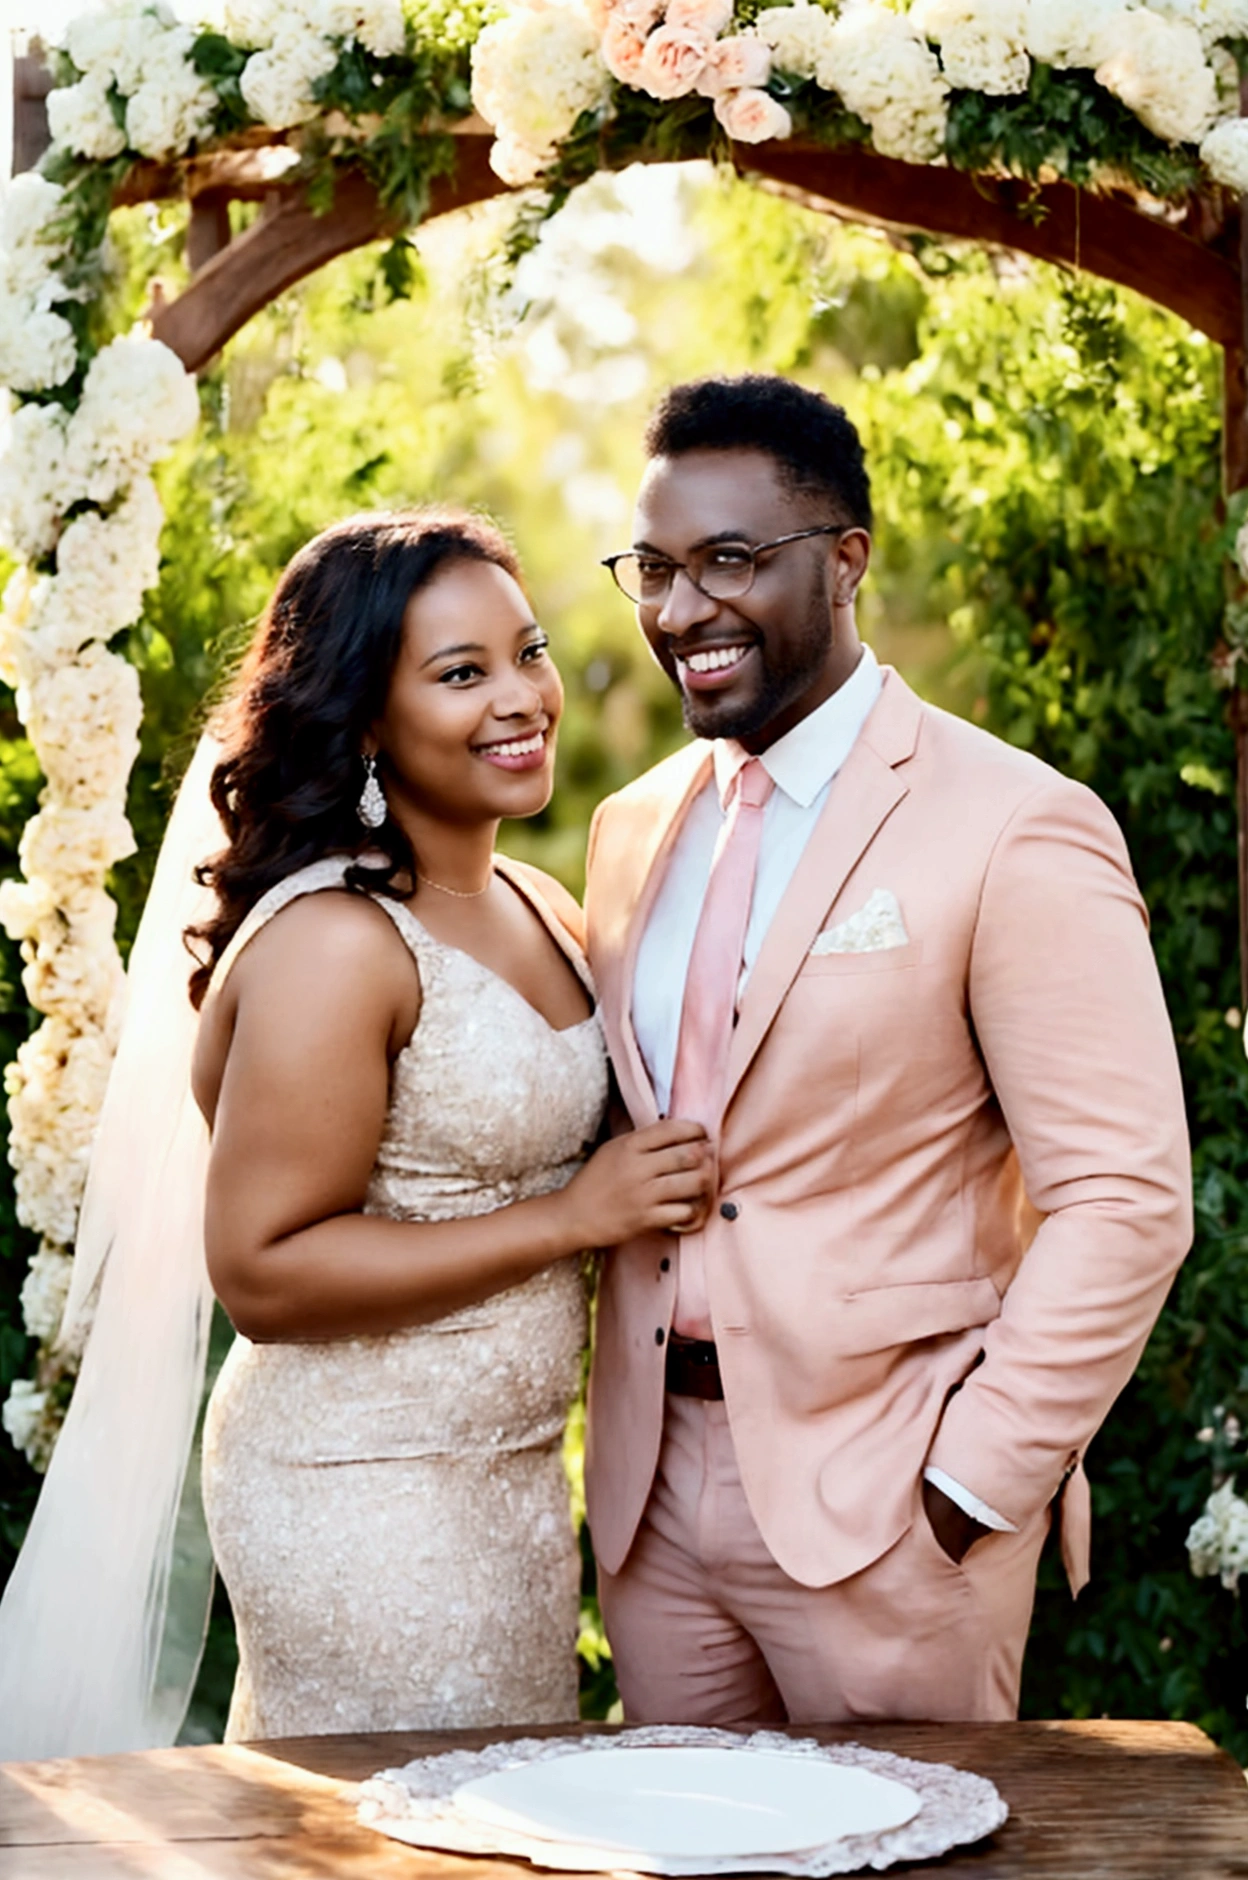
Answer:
[{"left": 472, "top": 728, "right": 550, "bottom": 770}]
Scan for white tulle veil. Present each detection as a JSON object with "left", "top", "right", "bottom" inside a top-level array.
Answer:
[{"left": 0, "top": 733, "right": 226, "bottom": 1758}]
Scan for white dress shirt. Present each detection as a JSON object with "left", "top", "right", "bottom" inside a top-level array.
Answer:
[
  {"left": 633, "top": 646, "right": 883, "bottom": 1116},
  {"left": 630, "top": 644, "right": 1014, "bottom": 1537}
]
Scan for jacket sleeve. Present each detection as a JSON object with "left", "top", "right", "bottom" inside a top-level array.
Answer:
[{"left": 924, "top": 775, "right": 1193, "bottom": 1527}]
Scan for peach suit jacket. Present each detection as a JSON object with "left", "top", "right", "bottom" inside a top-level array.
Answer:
[{"left": 583, "top": 667, "right": 1193, "bottom": 1597}]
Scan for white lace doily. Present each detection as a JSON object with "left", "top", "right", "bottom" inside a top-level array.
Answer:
[{"left": 357, "top": 1725, "right": 1008, "bottom": 1875}]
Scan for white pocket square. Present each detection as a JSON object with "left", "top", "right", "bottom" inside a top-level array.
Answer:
[{"left": 810, "top": 889, "right": 910, "bottom": 956}]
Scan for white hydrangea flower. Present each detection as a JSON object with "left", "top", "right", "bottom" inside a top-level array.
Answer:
[
  {"left": 1203, "top": 117, "right": 1248, "bottom": 191},
  {"left": 1188, "top": 1478, "right": 1248, "bottom": 1590},
  {"left": 2, "top": 1379, "right": 55, "bottom": 1469},
  {"left": 0, "top": 306, "right": 79, "bottom": 395},
  {"left": 23, "top": 646, "right": 144, "bottom": 813},
  {"left": 1094, "top": 8, "right": 1218, "bottom": 145},
  {"left": 240, "top": 27, "right": 340, "bottom": 127},
  {"left": 0, "top": 874, "right": 113, "bottom": 950},
  {"left": 227, "top": 0, "right": 404, "bottom": 50},
  {"left": 472, "top": 0, "right": 611, "bottom": 177},
  {"left": 913, "top": 0, "right": 1030, "bottom": 92},
  {"left": 20, "top": 929, "right": 124, "bottom": 1033},
  {"left": 1149, "top": 0, "right": 1248, "bottom": 45},
  {"left": 64, "top": 0, "right": 176, "bottom": 94},
  {"left": 5, "top": 1017, "right": 114, "bottom": 1245},
  {"left": 1024, "top": 0, "right": 1125, "bottom": 68},
  {"left": 9, "top": 579, "right": 98, "bottom": 676},
  {"left": 50, "top": 476, "right": 165, "bottom": 652},
  {"left": 124, "top": 37, "right": 218, "bottom": 156},
  {"left": 0, "top": 568, "right": 39, "bottom": 693},
  {"left": 46, "top": 74, "right": 129, "bottom": 160},
  {"left": 0, "top": 405, "right": 71, "bottom": 565},
  {"left": 819, "top": 3, "right": 949, "bottom": 161},
  {"left": 487, "top": 133, "right": 551, "bottom": 184},
  {"left": 62, "top": 0, "right": 217, "bottom": 156},
  {"left": 19, "top": 1244, "right": 74, "bottom": 1343},
  {"left": 0, "top": 875, "right": 57, "bottom": 945},
  {"left": 18, "top": 803, "right": 138, "bottom": 904},
  {"left": 0, "top": 175, "right": 71, "bottom": 296},
  {"left": 320, "top": 0, "right": 408, "bottom": 54},
  {"left": 752, "top": 2, "right": 837, "bottom": 79},
  {"left": 223, "top": 0, "right": 288, "bottom": 48},
  {"left": 61, "top": 335, "right": 200, "bottom": 508}
]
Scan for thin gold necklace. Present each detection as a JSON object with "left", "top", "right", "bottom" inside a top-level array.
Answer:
[{"left": 416, "top": 868, "right": 494, "bottom": 900}]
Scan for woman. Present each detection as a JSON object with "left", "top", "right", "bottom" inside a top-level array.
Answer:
[
  {"left": 189, "top": 507, "right": 713, "bottom": 1739},
  {"left": 0, "top": 507, "right": 712, "bottom": 1755}
]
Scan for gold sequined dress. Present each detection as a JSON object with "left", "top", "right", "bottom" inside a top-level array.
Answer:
[{"left": 200, "top": 857, "right": 608, "bottom": 1741}]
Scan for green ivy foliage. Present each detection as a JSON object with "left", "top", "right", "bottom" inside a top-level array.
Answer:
[{"left": 945, "top": 66, "right": 1203, "bottom": 196}]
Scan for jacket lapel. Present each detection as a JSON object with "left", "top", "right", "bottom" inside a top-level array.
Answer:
[
  {"left": 723, "top": 669, "right": 921, "bottom": 1110},
  {"left": 593, "top": 742, "right": 712, "bottom": 1126}
]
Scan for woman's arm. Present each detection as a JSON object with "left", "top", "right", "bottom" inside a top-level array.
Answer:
[{"left": 200, "top": 893, "right": 710, "bottom": 1342}]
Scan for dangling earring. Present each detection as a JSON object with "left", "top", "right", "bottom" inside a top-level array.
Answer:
[{"left": 356, "top": 753, "right": 387, "bottom": 829}]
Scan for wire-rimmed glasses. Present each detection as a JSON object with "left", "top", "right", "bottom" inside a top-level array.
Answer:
[{"left": 601, "top": 524, "right": 849, "bottom": 606}]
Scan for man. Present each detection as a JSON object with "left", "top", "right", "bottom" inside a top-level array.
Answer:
[{"left": 582, "top": 373, "right": 1192, "bottom": 1725}]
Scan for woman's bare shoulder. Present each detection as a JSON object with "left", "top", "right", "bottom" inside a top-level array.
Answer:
[
  {"left": 194, "top": 889, "right": 420, "bottom": 1122},
  {"left": 225, "top": 888, "right": 416, "bottom": 999}
]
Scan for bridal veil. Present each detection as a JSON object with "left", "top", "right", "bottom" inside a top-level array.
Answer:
[{"left": 0, "top": 734, "right": 225, "bottom": 1757}]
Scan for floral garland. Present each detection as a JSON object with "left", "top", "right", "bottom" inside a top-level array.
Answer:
[
  {"left": 469, "top": 0, "right": 1248, "bottom": 195},
  {"left": 0, "top": 169, "right": 200, "bottom": 1466},
  {"left": 0, "top": 0, "right": 1246, "bottom": 1469}
]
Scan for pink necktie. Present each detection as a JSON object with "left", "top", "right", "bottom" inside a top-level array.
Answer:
[{"left": 669, "top": 757, "right": 774, "bottom": 1338}]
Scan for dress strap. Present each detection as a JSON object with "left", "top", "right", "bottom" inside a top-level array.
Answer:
[{"left": 206, "top": 856, "right": 361, "bottom": 1001}]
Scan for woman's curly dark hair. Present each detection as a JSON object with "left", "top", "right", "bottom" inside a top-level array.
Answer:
[{"left": 186, "top": 507, "right": 521, "bottom": 1010}]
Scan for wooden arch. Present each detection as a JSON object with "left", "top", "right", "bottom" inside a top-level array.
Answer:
[{"left": 13, "top": 55, "right": 1248, "bottom": 984}]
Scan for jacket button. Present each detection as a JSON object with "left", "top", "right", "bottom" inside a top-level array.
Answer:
[
  {"left": 659, "top": 1256, "right": 671, "bottom": 1273},
  {"left": 720, "top": 1201, "right": 739, "bottom": 1221},
  {"left": 655, "top": 1327, "right": 666, "bottom": 1346}
]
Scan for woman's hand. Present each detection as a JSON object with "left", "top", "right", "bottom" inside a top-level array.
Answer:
[{"left": 556, "top": 1119, "right": 715, "bottom": 1247}]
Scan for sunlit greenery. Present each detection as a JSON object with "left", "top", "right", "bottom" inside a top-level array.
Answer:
[{"left": 0, "top": 162, "right": 1241, "bottom": 1749}]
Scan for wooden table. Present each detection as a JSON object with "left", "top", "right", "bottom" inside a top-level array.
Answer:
[{"left": 1, "top": 1719, "right": 1246, "bottom": 1879}]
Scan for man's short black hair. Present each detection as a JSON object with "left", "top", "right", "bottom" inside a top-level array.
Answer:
[{"left": 643, "top": 374, "right": 873, "bottom": 534}]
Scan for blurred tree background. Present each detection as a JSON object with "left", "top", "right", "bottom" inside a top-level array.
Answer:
[{"left": 0, "top": 161, "right": 1243, "bottom": 1751}]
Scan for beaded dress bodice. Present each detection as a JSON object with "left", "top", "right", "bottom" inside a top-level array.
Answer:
[{"left": 201, "top": 856, "right": 607, "bottom": 1739}]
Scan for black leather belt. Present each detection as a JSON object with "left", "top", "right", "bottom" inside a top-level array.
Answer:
[{"left": 665, "top": 1335, "right": 724, "bottom": 1400}]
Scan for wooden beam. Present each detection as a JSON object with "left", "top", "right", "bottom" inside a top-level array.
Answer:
[
  {"left": 185, "top": 188, "right": 233, "bottom": 273},
  {"left": 114, "top": 135, "right": 301, "bottom": 208},
  {"left": 150, "top": 168, "right": 392, "bottom": 370},
  {"left": 743, "top": 143, "right": 1241, "bottom": 348},
  {"left": 149, "top": 140, "right": 507, "bottom": 372}
]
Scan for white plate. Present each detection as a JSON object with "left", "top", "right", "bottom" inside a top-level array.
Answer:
[{"left": 451, "top": 1744, "right": 922, "bottom": 1858}]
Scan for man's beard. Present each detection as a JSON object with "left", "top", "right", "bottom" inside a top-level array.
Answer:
[{"left": 680, "top": 580, "right": 834, "bottom": 745}]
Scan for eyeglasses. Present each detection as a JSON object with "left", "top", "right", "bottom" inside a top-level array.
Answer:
[{"left": 601, "top": 525, "right": 849, "bottom": 607}]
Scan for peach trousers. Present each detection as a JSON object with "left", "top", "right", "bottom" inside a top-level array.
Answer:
[{"left": 596, "top": 1395, "right": 1049, "bottom": 1726}]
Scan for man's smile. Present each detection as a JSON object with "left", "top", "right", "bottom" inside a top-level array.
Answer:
[{"left": 674, "top": 642, "right": 757, "bottom": 691}]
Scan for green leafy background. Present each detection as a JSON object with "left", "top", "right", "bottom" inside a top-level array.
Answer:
[{"left": 0, "top": 163, "right": 1242, "bottom": 1752}]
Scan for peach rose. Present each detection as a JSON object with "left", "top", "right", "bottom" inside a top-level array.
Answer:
[
  {"left": 666, "top": 0, "right": 734, "bottom": 34},
  {"left": 583, "top": 0, "right": 616, "bottom": 33},
  {"left": 602, "top": 13, "right": 650, "bottom": 81},
  {"left": 620, "top": 0, "right": 666, "bottom": 27},
  {"left": 637, "top": 22, "right": 713, "bottom": 96},
  {"left": 713, "top": 85, "right": 792, "bottom": 140},
  {"left": 695, "top": 32, "right": 772, "bottom": 93}
]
